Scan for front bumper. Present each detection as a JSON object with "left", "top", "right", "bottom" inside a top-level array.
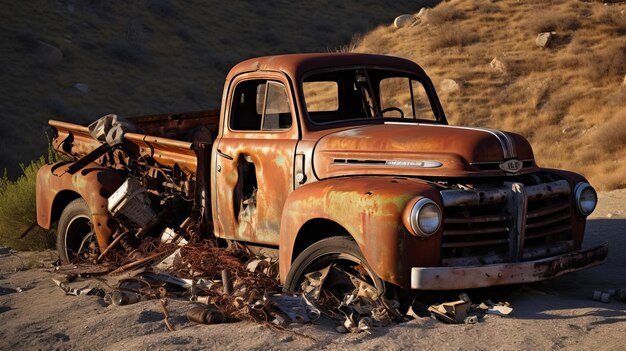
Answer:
[{"left": 411, "top": 243, "right": 608, "bottom": 290}]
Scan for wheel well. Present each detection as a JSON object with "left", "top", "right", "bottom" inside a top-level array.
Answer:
[
  {"left": 51, "top": 190, "right": 81, "bottom": 224},
  {"left": 291, "top": 218, "right": 351, "bottom": 263}
]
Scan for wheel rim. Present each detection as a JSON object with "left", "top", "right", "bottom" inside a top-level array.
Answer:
[
  {"left": 301, "top": 251, "right": 382, "bottom": 300},
  {"left": 65, "top": 215, "right": 96, "bottom": 262}
]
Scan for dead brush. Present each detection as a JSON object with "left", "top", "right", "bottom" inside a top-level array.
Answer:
[
  {"left": 425, "top": 5, "right": 466, "bottom": 25},
  {"left": 428, "top": 26, "right": 479, "bottom": 50},
  {"left": 596, "top": 7, "right": 626, "bottom": 34},
  {"left": 580, "top": 45, "right": 626, "bottom": 83},
  {"left": 592, "top": 112, "right": 626, "bottom": 154},
  {"left": 525, "top": 13, "right": 581, "bottom": 33}
]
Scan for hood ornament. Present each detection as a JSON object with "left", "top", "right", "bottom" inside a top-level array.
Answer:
[{"left": 500, "top": 159, "right": 523, "bottom": 173}]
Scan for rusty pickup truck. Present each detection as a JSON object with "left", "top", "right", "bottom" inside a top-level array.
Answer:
[{"left": 36, "top": 53, "right": 607, "bottom": 295}]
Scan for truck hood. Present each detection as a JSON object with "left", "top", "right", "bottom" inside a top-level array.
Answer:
[{"left": 312, "top": 123, "right": 536, "bottom": 179}]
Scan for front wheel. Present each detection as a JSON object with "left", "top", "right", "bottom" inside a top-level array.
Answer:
[
  {"left": 284, "top": 236, "right": 385, "bottom": 296},
  {"left": 284, "top": 236, "right": 402, "bottom": 326},
  {"left": 57, "top": 198, "right": 98, "bottom": 263}
]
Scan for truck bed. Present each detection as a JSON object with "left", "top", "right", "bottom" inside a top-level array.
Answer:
[{"left": 49, "top": 109, "right": 220, "bottom": 176}]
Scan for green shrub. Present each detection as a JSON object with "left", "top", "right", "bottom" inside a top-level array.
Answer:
[{"left": 0, "top": 149, "right": 57, "bottom": 251}]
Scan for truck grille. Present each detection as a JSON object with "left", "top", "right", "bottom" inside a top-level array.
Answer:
[
  {"left": 440, "top": 180, "right": 573, "bottom": 266},
  {"left": 525, "top": 194, "right": 572, "bottom": 246},
  {"left": 442, "top": 204, "right": 511, "bottom": 259}
]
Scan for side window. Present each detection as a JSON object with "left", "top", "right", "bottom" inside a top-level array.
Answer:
[
  {"left": 263, "top": 81, "right": 292, "bottom": 130},
  {"left": 230, "top": 79, "right": 292, "bottom": 131}
]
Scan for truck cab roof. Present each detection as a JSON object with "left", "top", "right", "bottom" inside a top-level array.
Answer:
[{"left": 226, "top": 53, "right": 428, "bottom": 82}]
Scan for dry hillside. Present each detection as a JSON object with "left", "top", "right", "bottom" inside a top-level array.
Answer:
[
  {"left": 0, "top": 0, "right": 436, "bottom": 178},
  {"left": 353, "top": 0, "right": 626, "bottom": 190}
]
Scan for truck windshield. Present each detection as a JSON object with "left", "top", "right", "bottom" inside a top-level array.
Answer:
[{"left": 302, "top": 68, "right": 438, "bottom": 124}]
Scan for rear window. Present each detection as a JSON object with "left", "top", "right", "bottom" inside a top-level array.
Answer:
[{"left": 303, "top": 81, "right": 339, "bottom": 112}]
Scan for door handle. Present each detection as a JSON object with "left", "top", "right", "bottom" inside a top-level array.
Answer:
[{"left": 216, "top": 149, "right": 233, "bottom": 160}]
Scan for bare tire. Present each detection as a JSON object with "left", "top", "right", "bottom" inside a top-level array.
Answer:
[
  {"left": 283, "top": 236, "right": 385, "bottom": 296},
  {"left": 57, "top": 198, "right": 97, "bottom": 263}
]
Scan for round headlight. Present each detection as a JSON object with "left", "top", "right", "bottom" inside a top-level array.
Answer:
[
  {"left": 406, "top": 198, "right": 442, "bottom": 237},
  {"left": 573, "top": 182, "right": 597, "bottom": 216}
]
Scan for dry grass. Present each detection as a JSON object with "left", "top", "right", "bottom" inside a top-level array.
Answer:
[
  {"left": 429, "top": 26, "right": 479, "bottom": 50},
  {"left": 424, "top": 5, "right": 466, "bottom": 25},
  {"left": 353, "top": 0, "right": 626, "bottom": 190},
  {"left": 593, "top": 111, "right": 626, "bottom": 154},
  {"left": 525, "top": 13, "right": 581, "bottom": 33},
  {"left": 596, "top": 7, "right": 626, "bottom": 34},
  {"left": 581, "top": 45, "right": 626, "bottom": 82}
]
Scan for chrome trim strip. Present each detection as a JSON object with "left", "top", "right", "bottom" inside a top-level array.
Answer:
[
  {"left": 470, "top": 159, "right": 533, "bottom": 165},
  {"left": 332, "top": 159, "right": 442, "bottom": 168}
]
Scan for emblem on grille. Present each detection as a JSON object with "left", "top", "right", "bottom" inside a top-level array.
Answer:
[{"left": 499, "top": 159, "right": 523, "bottom": 173}]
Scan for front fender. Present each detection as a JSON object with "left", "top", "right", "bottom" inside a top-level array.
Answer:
[
  {"left": 279, "top": 176, "right": 443, "bottom": 289},
  {"left": 36, "top": 162, "right": 124, "bottom": 251}
]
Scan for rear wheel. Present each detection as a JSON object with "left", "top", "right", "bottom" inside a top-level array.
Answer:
[{"left": 57, "top": 198, "right": 98, "bottom": 263}]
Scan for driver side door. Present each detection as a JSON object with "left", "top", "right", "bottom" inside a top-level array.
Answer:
[{"left": 213, "top": 73, "right": 299, "bottom": 245}]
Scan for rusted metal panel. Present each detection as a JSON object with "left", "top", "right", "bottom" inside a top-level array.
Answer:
[
  {"left": 36, "top": 162, "right": 123, "bottom": 251},
  {"left": 411, "top": 243, "right": 608, "bottom": 290},
  {"left": 127, "top": 109, "right": 220, "bottom": 137},
  {"left": 212, "top": 71, "right": 300, "bottom": 246},
  {"left": 440, "top": 180, "right": 570, "bottom": 208},
  {"left": 124, "top": 133, "right": 197, "bottom": 174},
  {"left": 279, "top": 176, "right": 443, "bottom": 289},
  {"left": 214, "top": 138, "right": 297, "bottom": 245},
  {"left": 49, "top": 120, "right": 198, "bottom": 176},
  {"left": 226, "top": 53, "right": 429, "bottom": 88},
  {"left": 312, "top": 124, "right": 537, "bottom": 179}
]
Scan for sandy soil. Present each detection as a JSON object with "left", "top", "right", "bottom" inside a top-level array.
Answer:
[{"left": 1, "top": 190, "right": 625, "bottom": 351}]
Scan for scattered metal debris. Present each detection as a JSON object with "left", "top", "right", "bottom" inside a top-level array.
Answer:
[
  {"left": 427, "top": 295, "right": 513, "bottom": 324},
  {"left": 428, "top": 298, "right": 472, "bottom": 324},
  {"left": 52, "top": 279, "right": 105, "bottom": 297},
  {"left": 593, "top": 289, "right": 626, "bottom": 303},
  {"left": 187, "top": 305, "right": 224, "bottom": 325},
  {"left": 111, "top": 290, "right": 141, "bottom": 306},
  {"left": 159, "top": 287, "right": 176, "bottom": 332},
  {"left": 484, "top": 304, "right": 513, "bottom": 317},
  {"left": 51, "top": 237, "right": 523, "bottom": 334}
]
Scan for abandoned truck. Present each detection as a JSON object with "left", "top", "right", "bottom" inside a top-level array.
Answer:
[{"left": 36, "top": 53, "right": 607, "bottom": 296}]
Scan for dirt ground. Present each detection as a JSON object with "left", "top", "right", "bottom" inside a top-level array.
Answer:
[{"left": 1, "top": 190, "right": 625, "bottom": 351}]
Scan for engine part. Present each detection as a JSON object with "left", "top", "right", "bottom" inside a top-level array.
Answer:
[{"left": 108, "top": 178, "right": 157, "bottom": 228}]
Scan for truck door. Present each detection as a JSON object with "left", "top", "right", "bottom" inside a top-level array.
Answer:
[{"left": 213, "top": 74, "right": 299, "bottom": 245}]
